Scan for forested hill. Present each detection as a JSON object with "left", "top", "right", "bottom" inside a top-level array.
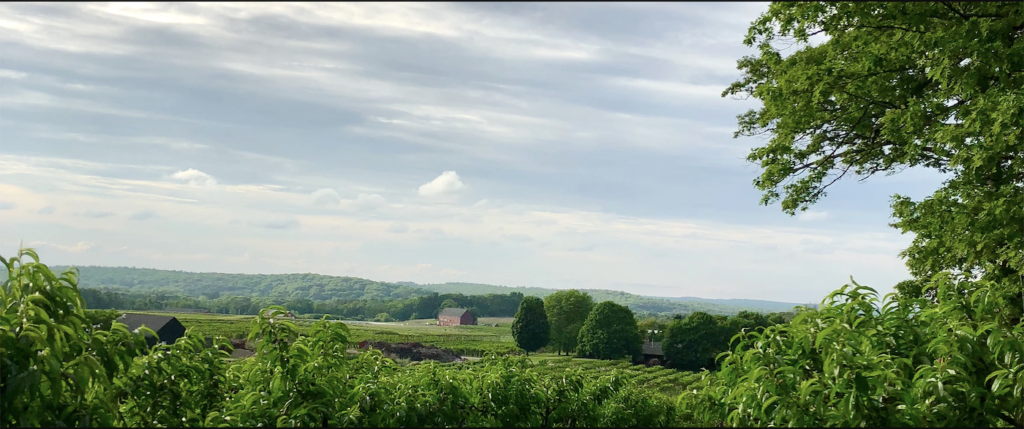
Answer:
[
  {"left": 398, "top": 282, "right": 802, "bottom": 314},
  {"left": 42, "top": 266, "right": 800, "bottom": 315},
  {"left": 50, "top": 266, "right": 430, "bottom": 301}
]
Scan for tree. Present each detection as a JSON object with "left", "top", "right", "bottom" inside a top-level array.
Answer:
[
  {"left": 437, "top": 298, "right": 460, "bottom": 315},
  {"left": 511, "top": 297, "right": 550, "bottom": 356},
  {"left": 662, "top": 312, "right": 730, "bottom": 372},
  {"left": 674, "top": 2, "right": 1024, "bottom": 427},
  {"left": 728, "top": 310, "right": 770, "bottom": 334},
  {"left": 576, "top": 301, "right": 642, "bottom": 361},
  {"left": 725, "top": 1, "right": 1023, "bottom": 323},
  {"left": 543, "top": 289, "right": 594, "bottom": 355},
  {"left": 466, "top": 306, "right": 482, "bottom": 321},
  {"left": 637, "top": 317, "right": 667, "bottom": 343}
]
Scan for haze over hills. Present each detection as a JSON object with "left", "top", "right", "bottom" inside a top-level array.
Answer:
[
  {"left": 43, "top": 266, "right": 803, "bottom": 315},
  {"left": 655, "top": 296, "right": 813, "bottom": 312},
  {"left": 398, "top": 282, "right": 805, "bottom": 314}
]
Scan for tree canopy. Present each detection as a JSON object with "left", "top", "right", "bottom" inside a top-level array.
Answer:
[
  {"left": 725, "top": 1, "right": 1023, "bottom": 322},
  {"left": 438, "top": 299, "right": 459, "bottom": 312},
  {"left": 576, "top": 301, "right": 642, "bottom": 361},
  {"left": 675, "top": 2, "right": 1024, "bottom": 426},
  {"left": 543, "top": 289, "right": 594, "bottom": 355},
  {"left": 511, "top": 296, "right": 550, "bottom": 355},
  {"left": 663, "top": 312, "right": 729, "bottom": 372}
]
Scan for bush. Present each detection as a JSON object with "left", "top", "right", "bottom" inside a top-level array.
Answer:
[{"left": 679, "top": 278, "right": 1024, "bottom": 427}]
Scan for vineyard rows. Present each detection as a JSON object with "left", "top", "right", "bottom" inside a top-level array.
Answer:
[{"left": 439, "top": 356, "right": 704, "bottom": 397}]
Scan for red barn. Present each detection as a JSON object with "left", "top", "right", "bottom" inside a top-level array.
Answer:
[{"left": 437, "top": 308, "right": 475, "bottom": 326}]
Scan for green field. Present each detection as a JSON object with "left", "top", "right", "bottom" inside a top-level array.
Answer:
[
  {"left": 131, "top": 311, "right": 701, "bottom": 397},
  {"left": 132, "top": 311, "right": 521, "bottom": 357},
  {"left": 531, "top": 357, "right": 703, "bottom": 397},
  {"left": 431, "top": 356, "right": 703, "bottom": 398}
]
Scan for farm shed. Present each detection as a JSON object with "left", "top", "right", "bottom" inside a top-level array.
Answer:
[
  {"left": 641, "top": 337, "right": 664, "bottom": 366},
  {"left": 118, "top": 313, "right": 187, "bottom": 348},
  {"left": 437, "top": 308, "right": 476, "bottom": 326}
]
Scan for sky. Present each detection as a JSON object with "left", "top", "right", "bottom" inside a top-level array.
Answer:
[{"left": 0, "top": 2, "right": 947, "bottom": 303}]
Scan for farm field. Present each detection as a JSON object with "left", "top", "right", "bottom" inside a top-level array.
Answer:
[
  {"left": 130, "top": 311, "right": 521, "bottom": 357},
  {"left": 128, "top": 310, "right": 701, "bottom": 397},
  {"left": 532, "top": 357, "right": 703, "bottom": 397},
  {"left": 434, "top": 356, "right": 703, "bottom": 398}
]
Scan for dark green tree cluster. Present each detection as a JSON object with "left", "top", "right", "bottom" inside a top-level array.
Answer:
[
  {"left": 1, "top": 251, "right": 679, "bottom": 427},
  {"left": 576, "top": 302, "right": 643, "bottom": 361},
  {"left": 511, "top": 297, "right": 550, "bottom": 355},
  {"left": 544, "top": 289, "right": 594, "bottom": 355},
  {"left": 511, "top": 290, "right": 648, "bottom": 361},
  {"left": 661, "top": 310, "right": 791, "bottom": 372}
]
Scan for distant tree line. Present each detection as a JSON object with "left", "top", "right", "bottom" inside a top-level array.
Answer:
[
  {"left": 79, "top": 288, "right": 527, "bottom": 321},
  {"left": 35, "top": 265, "right": 791, "bottom": 317}
]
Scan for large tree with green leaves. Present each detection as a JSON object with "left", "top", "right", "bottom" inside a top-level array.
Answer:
[
  {"left": 543, "top": 289, "right": 594, "bottom": 355},
  {"left": 662, "top": 312, "right": 730, "bottom": 372},
  {"left": 676, "top": 2, "right": 1024, "bottom": 427},
  {"left": 576, "top": 301, "right": 643, "bottom": 361},
  {"left": 511, "top": 296, "right": 550, "bottom": 356},
  {"left": 725, "top": 1, "right": 1023, "bottom": 323}
]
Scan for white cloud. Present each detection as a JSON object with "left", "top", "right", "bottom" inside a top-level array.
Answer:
[
  {"left": 51, "top": 241, "right": 96, "bottom": 252},
  {"left": 170, "top": 169, "right": 217, "bottom": 187},
  {"left": 350, "top": 193, "right": 387, "bottom": 210},
  {"left": 798, "top": 211, "right": 829, "bottom": 221},
  {"left": 0, "top": 202, "right": 14, "bottom": 210},
  {"left": 0, "top": 69, "right": 27, "bottom": 79},
  {"left": 310, "top": 188, "right": 341, "bottom": 205},
  {"left": 418, "top": 171, "right": 465, "bottom": 197}
]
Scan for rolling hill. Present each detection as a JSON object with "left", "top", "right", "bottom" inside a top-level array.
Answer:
[{"left": 34, "top": 266, "right": 802, "bottom": 316}]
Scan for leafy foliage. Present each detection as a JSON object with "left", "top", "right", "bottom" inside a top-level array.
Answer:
[
  {"left": 663, "top": 312, "right": 729, "bottom": 372},
  {"left": 1, "top": 250, "right": 149, "bottom": 427},
  {"left": 576, "top": 301, "right": 643, "bottom": 361},
  {"left": 511, "top": 296, "right": 550, "bottom": 355},
  {"left": 543, "top": 289, "right": 594, "bottom": 355},
  {"left": 725, "top": 0, "right": 1024, "bottom": 321},
  {"left": 662, "top": 310, "right": 784, "bottom": 372},
  {"left": 679, "top": 278, "right": 1024, "bottom": 427},
  {"left": 438, "top": 299, "right": 459, "bottom": 312}
]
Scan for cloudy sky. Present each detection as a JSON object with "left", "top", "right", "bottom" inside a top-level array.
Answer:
[{"left": 0, "top": 2, "right": 945, "bottom": 302}]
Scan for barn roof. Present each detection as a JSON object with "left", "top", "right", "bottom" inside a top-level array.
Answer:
[
  {"left": 118, "top": 313, "right": 178, "bottom": 334},
  {"left": 438, "top": 308, "right": 469, "bottom": 317},
  {"left": 642, "top": 341, "right": 663, "bottom": 356}
]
